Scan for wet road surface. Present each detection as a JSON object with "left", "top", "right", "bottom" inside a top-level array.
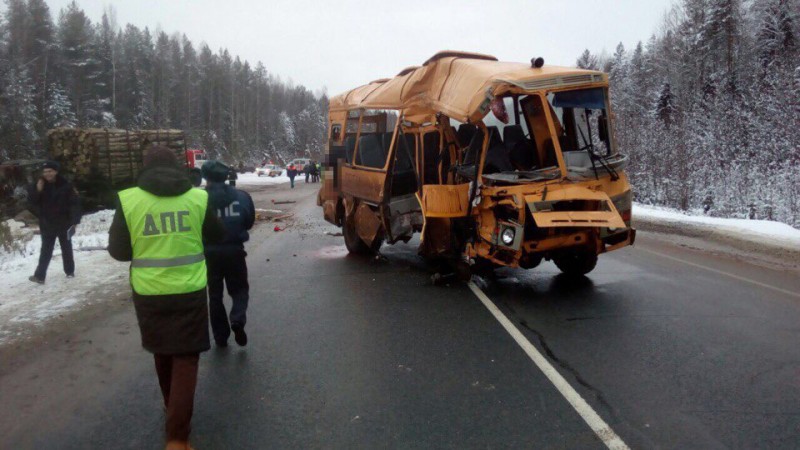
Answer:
[{"left": 1, "top": 180, "right": 799, "bottom": 449}]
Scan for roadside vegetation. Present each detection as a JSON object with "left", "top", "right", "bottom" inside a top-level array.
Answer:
[
  {"left": 0, "top": 0, "right": 328, "bottom": 166},
  {"left": 579, "top": 0, "right": 800, "bottom": 226}
]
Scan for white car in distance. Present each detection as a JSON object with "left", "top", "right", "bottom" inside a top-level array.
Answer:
[{"left": 257, "top": 164, "right": 283, "bottom": 177}]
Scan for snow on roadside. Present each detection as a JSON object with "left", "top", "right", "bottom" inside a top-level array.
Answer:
[
  {"left": 236, "top": 171, "right": 291, "bottom": 186},
  {"left": 634, "top": 203, "right": 800, "bottom": 246},
  {"left": 0, "top": 210, "right": 128, "bottom": 345}
]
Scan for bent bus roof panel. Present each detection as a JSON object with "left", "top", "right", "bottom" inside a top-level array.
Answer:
[{"left": 330, "top": 50, "right": 607, "bottom": 122}]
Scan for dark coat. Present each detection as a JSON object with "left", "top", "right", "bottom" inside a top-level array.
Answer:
[
  {"left": 108, "top": 166, "right": 225, "bottom": 355},
  {"left": 204, "top": 181, "right": 255, "bottom": 251},
  {"left": 28, "top": 175, "right": 81, "bottom": 233},
  {"left": 286, "top": 165, "right": 298, "bottom": 179}
]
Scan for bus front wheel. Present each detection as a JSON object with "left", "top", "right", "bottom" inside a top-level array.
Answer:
[{"left": 553, "top": 251, "right": 598, "bottom": 276}]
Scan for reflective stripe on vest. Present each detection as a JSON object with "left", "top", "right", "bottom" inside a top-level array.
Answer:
[
  {"left": 130, "top": 253, "right": 205, "bottom": 268},
  {"left": 118, "top": 187, "right": 208, "bottom": 296}
]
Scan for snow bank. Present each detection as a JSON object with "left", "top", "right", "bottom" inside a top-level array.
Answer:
[
  {"left": 0, "top": 210, "right": 128, "bottom": 345},
  {"left": 635, "top": 203, "right": 800, "bottom": 244},
  {"left": 634, "top": 202, "right": 800, "bottom": 268}
]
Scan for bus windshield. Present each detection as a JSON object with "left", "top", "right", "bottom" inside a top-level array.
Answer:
[{"left": 547, "top": 88, "right": 614, "bottom": 156}]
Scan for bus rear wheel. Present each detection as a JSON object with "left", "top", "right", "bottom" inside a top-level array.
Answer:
[{"left": 343, "top": 214, "right": 382, "bottom": 255}]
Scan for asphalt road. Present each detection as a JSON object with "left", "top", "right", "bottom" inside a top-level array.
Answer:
[{"left": 1, "top": 180, "right": 799, "bottom": 449}]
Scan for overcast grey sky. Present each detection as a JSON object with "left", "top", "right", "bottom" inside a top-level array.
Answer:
[{"left": 45, "top": 0, "right": 676, "bottom": 96}]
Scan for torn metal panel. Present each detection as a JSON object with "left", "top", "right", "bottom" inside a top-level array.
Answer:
[
  {"left": 355, "top": 202, "right": 383, "bottom": 246},
  {"left": 386, "top": 194, "right": 423, "bottom": 243},
  {"left": 341, "top": 166, "right": 386, "bottom": 204},
  {"left": 419, "top": 218, "right": 451, "bottom": 257},
  {"left": 322, "top": 199, "right": 339, "bottom": 226},
  {"left": 421, "top": 183, "right": 471, "bottom": 218}
]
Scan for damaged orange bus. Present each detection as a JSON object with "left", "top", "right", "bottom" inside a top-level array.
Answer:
[{"left": 318, "top": 51, "right": 634, "bottom": 275}]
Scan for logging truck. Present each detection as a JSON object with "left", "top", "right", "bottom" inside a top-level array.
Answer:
[
  {"left": 319, "top": 51, "right": 635, "bottom": 276},
  {"left": 47, "top": 128, "right": 194, "bottom": 208}
]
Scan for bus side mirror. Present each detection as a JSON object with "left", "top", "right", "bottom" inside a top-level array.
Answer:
[{"left": 598, "top": 115, "right": 608, "bottom": 144}]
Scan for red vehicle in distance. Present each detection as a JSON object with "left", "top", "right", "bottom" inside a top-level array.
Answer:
[{"left": 185, "top": 149, "right": 208, "bottom": 170}]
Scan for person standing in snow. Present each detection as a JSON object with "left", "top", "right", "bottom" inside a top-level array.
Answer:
[
  {"left": 108, "top": 146, "right": 224, "bottom": 450},
  {"left": 28, "top": 160, "right": 81, "bottom": 284},
  {"left": 303, "top": 162, "right": 311, "bottom": 183},
  {"left": 227, "top": 167, "right": 238, "bottom": 187},
  {"left": 287, "top": 163, "right": 297, "bottom": 188},
  {"left": 201, "top": 160, "right": 256, "bottom": 348},
  {"left": 310, "top": 161, "right": 319, "bottom": 183}
]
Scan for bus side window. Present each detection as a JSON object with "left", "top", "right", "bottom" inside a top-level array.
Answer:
[
  {"left": 354, "top": 134, "right": 388, "bottom": 169},
  {"left": 344, "top": 136, "right": 356, "bottom": 164},
  {"left": 330, "top": 124, "right": 342, "bottom": 142}
]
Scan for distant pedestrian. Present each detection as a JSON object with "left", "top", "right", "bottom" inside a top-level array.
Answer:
[
  {"left": 227, "top": 168, "right": 238, "bottom": 187},
  {"left": 303, "top": 163, "right": 311, "bottom": 183},
  {"left": 315, "top": 162, "right": 322, "bottom": 182},
  {"left": 108, "top": 146, "right": 224, "bottom": 450},
  {"left": 201, "top": 160, "right": 256, "bottom": 348},
  {"left": 28, "top": 160, "right": 81, "bottom": 284},
  {"left": 702, "top": 194, "right": 714, "bottom": 215},
  {"left": 310, "top": 162, "right": 319, "bottom": 183},
  {"left": 287, "top": 163, "right": 297, "bottom": 188}
]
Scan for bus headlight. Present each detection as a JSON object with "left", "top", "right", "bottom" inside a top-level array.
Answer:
[{"left": 501, "top": 227, "right": 516, "bottom": 245}]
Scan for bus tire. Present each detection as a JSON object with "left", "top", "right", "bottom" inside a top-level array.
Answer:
[
  {"left": 343, "top": 213, "right": 382, "bottom": 255},
  {"left": 553, "top": 251, "right": 598, "bottom": 276}
]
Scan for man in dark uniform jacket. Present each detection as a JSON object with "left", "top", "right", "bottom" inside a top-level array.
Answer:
[
  {"left": 201, "top": 160, "right": 256, "bottom": 347},
  {"left": 28, "top": 160, "right": 81, "bottom": 284}
]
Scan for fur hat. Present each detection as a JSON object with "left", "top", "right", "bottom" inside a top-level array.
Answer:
[{"left": 143, "top": 145, "right": 179, "bottom": 168}]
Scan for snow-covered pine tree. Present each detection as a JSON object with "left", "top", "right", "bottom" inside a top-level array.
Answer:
[
  {"left": 576, "top": 49, "right": 599, "bottom": 70},
  {"left": 45, "top": 82, "right": 76, "bottom": 128},
  {"left": 0, "top": 68, "right": 39, "bottom": 159},
  {"left": 24, "top": 0, "right": 56, "bottom": 137},
  {"left": 655, "top": 82, "right": 677, "bottom": 129}
]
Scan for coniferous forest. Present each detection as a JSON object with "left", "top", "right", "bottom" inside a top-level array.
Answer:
[
  {"left": 1, "top": 0, "right": 798, "bottom": 225},
  {"left": 0, "top": 0, "right": 328, "bottom": 166},
  {"left": 579, "top": 0, "right": 799, "bottom": 225}
]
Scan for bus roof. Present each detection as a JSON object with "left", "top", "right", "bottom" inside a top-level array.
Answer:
[{"left": 329, "top": 50, "right": 607, "bottom": 123}]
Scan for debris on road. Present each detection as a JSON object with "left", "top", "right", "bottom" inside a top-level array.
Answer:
[
  {"left": 431, "top": 272, "right": 456, "bottom": 285},
  {"left": 256, "top": 208, "right": 284, "bottom": 217},
  {"left": 325, "top": 231, "right": 343, "bottom": 237},
  {"left": 257, "top": 209, "right": 294, "bottom": 222},
  {"left": 271, "top": 199, "right": 296, "bottom": 205},
  {"left": 77, "top": 246, "right": 107, "bottom": 252}
]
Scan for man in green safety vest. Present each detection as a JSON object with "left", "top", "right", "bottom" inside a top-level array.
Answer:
[{"left": 108, "top": 146, "right": 224, "bottom": 450}]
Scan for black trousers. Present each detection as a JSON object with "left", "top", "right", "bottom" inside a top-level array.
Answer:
[
  {"left": 206, "top": 249, "right": 249, "bottom": 343},
  {"left": 154, "top": 353, "right": 199, "bottom": 441},
  {"left": 34, "top": 229, "right": 74, "bottom": 280}
]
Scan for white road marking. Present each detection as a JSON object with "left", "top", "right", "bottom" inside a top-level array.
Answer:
[
  {"left": 638, "top": 247, "right": 800, "bottom": 299},
  {"left": 467, "top": 281, "right": 630, "bottom": 450}
]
